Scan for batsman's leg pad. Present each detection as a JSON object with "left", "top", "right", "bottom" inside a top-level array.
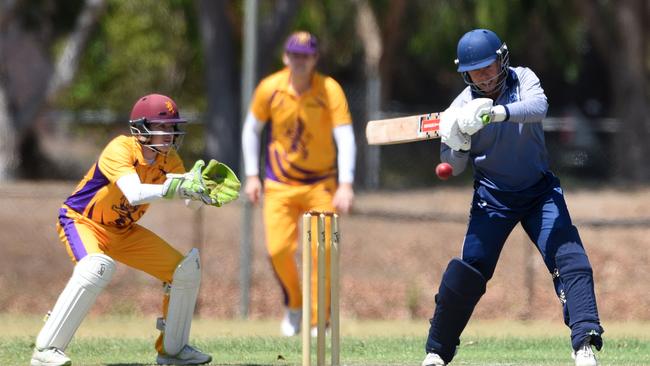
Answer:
[
  {"left": 36, "top": 254, "right": 115, "bottom": 350},
  {"left": 555, "top": 246, "right": 604, "bottom": 351},
  {"left": 426, "top": 258, "right": 487, "bottom": 363},
  {"left": 161, "top": 248, "right": 201, "bottom": 356}
]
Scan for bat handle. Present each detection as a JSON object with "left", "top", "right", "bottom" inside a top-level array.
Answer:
[{"left": 481, "top": 113, "right": 492, "bottom": 125}]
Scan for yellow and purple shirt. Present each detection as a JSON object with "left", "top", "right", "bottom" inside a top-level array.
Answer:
[
  {"left": 62, "top": 135, "right": 184, "bottom": 228},
  {"left": 250, "top": 68, "right": 352, "bottom": 185}
]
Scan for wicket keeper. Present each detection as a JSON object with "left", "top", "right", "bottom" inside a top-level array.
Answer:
[{"left": 30, "top": 94, "right": 240, "bottom": 366}]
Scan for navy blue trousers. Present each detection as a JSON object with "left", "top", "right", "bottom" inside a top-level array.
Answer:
[{"left": 426, "top": 173, "right": 603, "bottom": 361}]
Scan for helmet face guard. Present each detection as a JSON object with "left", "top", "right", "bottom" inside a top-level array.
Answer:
[
  {"left": 128, "top": 94, "right": 187, "bottom": 155},
  {"left": 129, "top": 118, "right": 186, "bottom": 154},
  {"left": 454, "top": 29, "right": 510, "bottom": 96}
]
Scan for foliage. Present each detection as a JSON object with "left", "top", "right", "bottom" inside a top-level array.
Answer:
[
  {"left": 57, "top": 0, "right": 204, "bottom": 115},
  {"left": 55, "top": 0, "right": 612, "bottom": 118},
  {"left": 34, "top": 0, "right": 646, "bottom": 184},
  {"left": 282, "top": 0, "right": 360, "bottom": 77}
]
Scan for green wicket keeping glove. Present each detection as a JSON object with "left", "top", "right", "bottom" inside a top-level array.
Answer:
[
  {"left": 162, "top": 160, "right": 212, "bottom": 204},
  {"left": 201, "top": 159, "right": 241, "bottom": 207}
]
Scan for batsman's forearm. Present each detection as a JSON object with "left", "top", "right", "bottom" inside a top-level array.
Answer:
[
  {"left": 505, "top": 97, "right": 548, "bottom": 123},
  {"left": 505, "top": 67, "right": 548, "bottom": 123},
  {"left": 440, "top": 147, "right": 469, "bottom": 176}
]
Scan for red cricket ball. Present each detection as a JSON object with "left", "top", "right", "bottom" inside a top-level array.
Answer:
[{"left": 435, "top": 162, "right": 453, "bottom": 180}]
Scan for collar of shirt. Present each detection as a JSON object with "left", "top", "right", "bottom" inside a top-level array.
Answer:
[{"left": 279, "top": 67, "right": 322, "bottom": 98}]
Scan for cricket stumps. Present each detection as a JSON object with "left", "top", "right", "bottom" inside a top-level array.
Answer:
[{"left": 302, "top": 211, "right": 340, "bottom": 366}]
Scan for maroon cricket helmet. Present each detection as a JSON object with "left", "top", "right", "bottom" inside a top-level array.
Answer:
[
  {"left": 129, "top": 94, "right": 187, "bottom": 123},
  {"left": 128, "top": 94, "right": 187, "bottom": 152}
]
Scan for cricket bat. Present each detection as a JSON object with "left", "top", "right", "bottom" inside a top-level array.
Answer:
[{"left": 365, "top": 113, "right": 441, "bottom": 145}]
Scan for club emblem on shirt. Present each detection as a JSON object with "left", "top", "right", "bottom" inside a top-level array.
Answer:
[
  {"left": 111, "top": 196, "right": 141, "bottom": 227},
  {"left": 285, "top": 117, "right": 312, "bottom": 159}
]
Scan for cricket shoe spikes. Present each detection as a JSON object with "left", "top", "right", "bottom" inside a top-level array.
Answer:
[
  {"left": 572, "top": 340, "right": 598, "bottom": 366},
  {"left": 280, "top": 308, "right": 302, "bottom": 336},
  {"left": 421, "top": 352, "right": 446, "bottom": 366},
  {"left": 156, "top": 344, "right": 212, "bottom": 365},
  {"left": 30, "top": 347, "right": 71, "bottom": 366}
]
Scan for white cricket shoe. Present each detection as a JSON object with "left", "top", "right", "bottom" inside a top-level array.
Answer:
[
  {"left": 310, "top": 326, "right": 331, "bottom": 337},
  {"left": 280, "top": 308, "right": 302, "bottom": 336},
  {"left": 156, "top": 344, "right": 212, "bottom": 365},
  {"left": 421, "top": 352, "right": 446, "bottom": 366},
  {"left": 30, "top": 347, "right": 71, "bottom": 366},
  {"left": 572, "top": 341, "right": 598, "bottom": 366}
]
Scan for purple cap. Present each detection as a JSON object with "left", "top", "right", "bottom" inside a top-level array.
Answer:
[{"left": 284, "top": 31, "right": 318, "bottom": 55}]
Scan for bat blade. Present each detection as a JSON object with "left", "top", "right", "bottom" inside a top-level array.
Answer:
[{"left": 365, "top": 113, "right": 441, "bottom": 145}]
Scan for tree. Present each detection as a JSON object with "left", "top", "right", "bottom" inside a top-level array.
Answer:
[
  {"left": 0, "top": 0, "right": 106, "bottom": 180},
  {"left": 577, "top": 0, "right": 649, "bottom": 182},
  {"left": 196, "top": 0, "right": 298, "bottom": 173}
]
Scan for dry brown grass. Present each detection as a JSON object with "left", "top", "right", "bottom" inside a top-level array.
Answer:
[{"left": 2, "top": 182, "right": 649, "bottom": 324}]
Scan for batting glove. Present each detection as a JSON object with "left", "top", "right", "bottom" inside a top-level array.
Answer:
[
  {"left": 489, "top": 105, "right": 508, "bottom": 122},
  {"left": 458, "top": 98, "right": 494, "bottom": 135},
  {"left": 440, "top": 107, "right": 471, "bottom": 152}
]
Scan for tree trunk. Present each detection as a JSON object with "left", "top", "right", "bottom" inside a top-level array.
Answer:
[
  {"left": 198, "top": 0, "right": 240, "bottom": 171},
  {"left": 378, "top": 0, "right": 407, "bottom": 105},
  {"left": 610, "top": 0, "right": 649, "bottom": 181},
  {"left": 0, "top": 2, "right": 16, "bottom": 179},
  {"left": 578, "top": 0, "right": 649, "bottom": 182},
  {"left": 0, "top": 85, "right": 17, "bottom": 180},
  {"left": 256, "top": 0, "right": 299, "bottom": 78},
  {"left": 354, "top": 0, "right": 383, "bottom": 189},
  {"left": 0, "top": 0, "right": 105, "bottom": 181}
]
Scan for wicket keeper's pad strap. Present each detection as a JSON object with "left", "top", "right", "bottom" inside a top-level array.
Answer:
[
  {"left": 426, "top": 258, "right": 486, "bottom": 363},
  {"left": 36, "top": 254, "right": 115, "bottom": 350},
  {"left": 163, "top": 248, "right": 201, "bottom": 356}
]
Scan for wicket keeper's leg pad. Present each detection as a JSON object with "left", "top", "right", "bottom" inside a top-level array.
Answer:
[
  {"left": 161, "top": 248, "right": 201, "bottom": 356},
  {"left": 426, "top": 258, "right": 487, "bottom": 363},
  {"left": 553, "top": 226, "right": 603, "bottom": 351},
  {"left": 36, "top": 254, "right": 116, "bottom": 351}
]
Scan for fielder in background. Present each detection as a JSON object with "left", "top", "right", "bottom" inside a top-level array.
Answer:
[
  {"left": 30, "top": 94, "right": 240, "bottom": 366},
  {"left": 242, "top": 31, "right": 356, "bottom": 336},
  {"left": 422, "top": 29, "right": 604, "bottom": 366}
]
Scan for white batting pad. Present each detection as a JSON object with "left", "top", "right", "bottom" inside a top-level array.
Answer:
[
  {"left": 36, "top": 254, "right": 115, "bottom": 350},
  {"left": 163, "top": 248, "right": 201, "bottom": 355}
]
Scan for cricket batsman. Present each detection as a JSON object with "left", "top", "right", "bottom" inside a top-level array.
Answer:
[
  {"left": 421, "top": 29, "right": 604, "bottom": 366},
  {"left": 30, "top": 94, "right": 241, "bottom": 366}
]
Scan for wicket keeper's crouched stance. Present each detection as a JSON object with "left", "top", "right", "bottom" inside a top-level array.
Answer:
[
  {"left": 421, "top": 30, "right": 604, "bottom": 366},
  {"left": 30, "top": 94, "right": 241, "bottom": 366}
]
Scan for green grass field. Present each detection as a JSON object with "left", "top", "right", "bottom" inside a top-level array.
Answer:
[{"left": 3, "top": 315, "right": 650, "bottom": 365}]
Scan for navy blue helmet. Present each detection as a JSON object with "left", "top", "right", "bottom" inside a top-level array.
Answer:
[{"left": 455, "top": 29, "right": 510, "bottom": 96}]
